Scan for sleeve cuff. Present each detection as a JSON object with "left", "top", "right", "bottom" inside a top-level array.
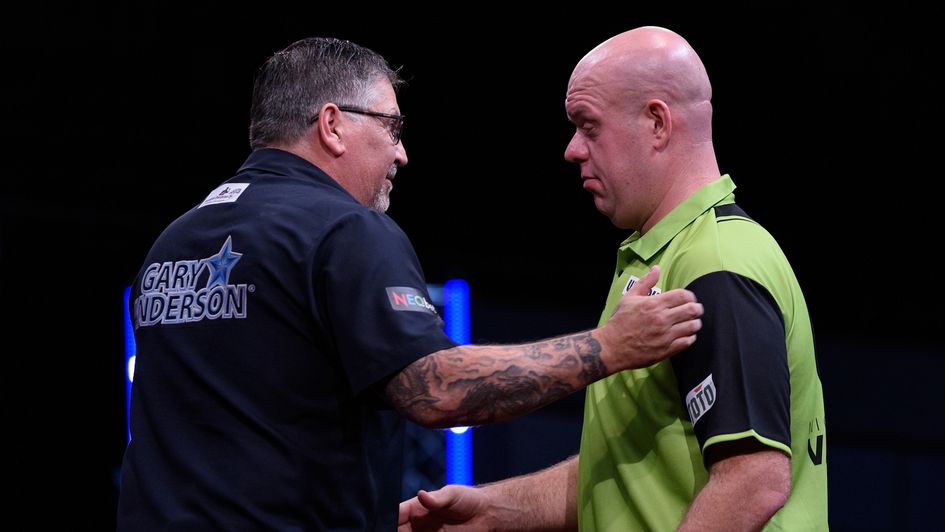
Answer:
[{"left": 703, "top": 429, "right": 792, "bottom": 457}]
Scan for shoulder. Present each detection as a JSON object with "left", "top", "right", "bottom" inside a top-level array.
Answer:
[
  {"left": 312, "top": 208, "right": 419, "bottom": 273},
  {"left": 666, "top": 205, "right": 789, "bottom": 290}
]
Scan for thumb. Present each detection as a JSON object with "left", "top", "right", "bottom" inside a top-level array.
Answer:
[
  {"left": 627, "top": 265, "right": 660, "bottom": 297},
  {"left": 417, "top": 488, "right": 453, "bottom": 510}
]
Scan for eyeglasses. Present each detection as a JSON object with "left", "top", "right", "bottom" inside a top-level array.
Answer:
[{"left": 310, "top": 105, "right": 405, "bottom": 144}]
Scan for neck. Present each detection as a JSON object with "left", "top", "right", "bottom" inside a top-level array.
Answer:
[
  {"left": 268, "top": 141, "right": 322, "bottom": 170},
  {"left": 265, "top": 140, "right": 362, "bottom": 203},
  {"left": 640, "top": 144, "right": 720, "bottom": 234}
]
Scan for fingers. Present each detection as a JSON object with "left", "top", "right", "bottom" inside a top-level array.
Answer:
[
  {"left": 647, "top": 287, "right": 697, "bottom": 307},
  {"left": 670, "top": 315, "right": 703, "bottom": 336},
  {"left": 400, "top": 489, "right": 452, "bottom": 532},
  {"left": 399, "top": 497, "right": 415, "bottom": 522},
  {"left": 603, "top": 273, "right": 706, "bottom": 371},
  {"left": 666, "top": 331, "right": 699, "bottom": 355},
  {"left": 664, "top": 301, "right": 704, "bottom": 324},
  {"left": 616, "top": 286, "right": 696, "bottom": 316},
  {"left": 664, "top": 317, "right": 701, "bottom": 353},
  {"left": 398, "top": 495, "right": 427, "bottom": 529}
]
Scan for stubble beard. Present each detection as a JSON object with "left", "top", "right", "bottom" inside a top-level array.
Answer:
[{"left": 370, "top": 165, "right": 397, "bottom": 213}]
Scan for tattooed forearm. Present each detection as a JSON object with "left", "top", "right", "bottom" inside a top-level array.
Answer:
[
  {"left": 575, "top": 333, "right": 607, "bottom": 383},
  {"left": 385, "top": 331, "right": 607, "bottom": 428}
]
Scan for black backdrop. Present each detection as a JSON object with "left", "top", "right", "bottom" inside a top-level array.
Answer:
[{"left": 2, "top": 3, "right": 942, "bottom": 529}]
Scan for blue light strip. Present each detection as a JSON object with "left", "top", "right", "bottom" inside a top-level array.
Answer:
[
  {"left": 442, "top": 279, "right": 472, "bottom": 485},
  {"left": 123, "top": 286, "right": 136, "bottom": 443},
  {"left": 443, "top": 279, "right": 470, "bottom": 344}
]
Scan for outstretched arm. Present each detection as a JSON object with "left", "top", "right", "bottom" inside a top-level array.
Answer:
[
  {"left": 386, "top": 331, "right": 606, "bottom": 427},
  {"left": 386, "top": 266, "right": 703, "bottom": 427},
  {"left": 398, "top": 455, "right": 579, "bottom": 532}
]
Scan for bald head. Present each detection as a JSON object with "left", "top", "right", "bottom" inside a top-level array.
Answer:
[
  {"left": 564, "top": 27, "right": 721, "bottom": 232},
  {"left": 571, "top": 26, "right": 713, "bottom": 139}
]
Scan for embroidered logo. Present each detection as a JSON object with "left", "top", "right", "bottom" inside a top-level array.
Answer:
[
  {"left": 199, "top": 183, "right": 250, "bottom": 208},
  {"left": 685, "top": 374, "right": 716, "bottom": 426}
]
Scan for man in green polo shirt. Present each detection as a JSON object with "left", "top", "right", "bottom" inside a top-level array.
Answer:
[{"left": 399, "top": 25, "right": 827, "bottom": 531}]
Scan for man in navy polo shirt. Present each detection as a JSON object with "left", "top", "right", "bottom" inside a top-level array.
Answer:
[{"left": 117, "top": 37, "right": 703, "bottom": 530}]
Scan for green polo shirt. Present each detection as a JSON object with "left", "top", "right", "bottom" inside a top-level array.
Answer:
[{"left": 578, "top": 175, "right": 827, "bottom": 531}]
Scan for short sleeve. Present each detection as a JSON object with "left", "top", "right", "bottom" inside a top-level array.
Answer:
[
  {"left": 313, "top": 211, "right": 457, "bottom": 395},
  {"left": 670, "top": 270, "right": 791, "bottom": 459}
]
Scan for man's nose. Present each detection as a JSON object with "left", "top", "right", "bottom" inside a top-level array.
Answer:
[
  {"left": 395, "top": 140, "right": 408, "bottom": 167},
  {"left": 564, "top": 132, "right": 587, "bottom": 163}
]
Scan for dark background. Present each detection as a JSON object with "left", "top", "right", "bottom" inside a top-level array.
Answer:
[{"left": 2, "top": 3, "right": 942, "bottom": 530}]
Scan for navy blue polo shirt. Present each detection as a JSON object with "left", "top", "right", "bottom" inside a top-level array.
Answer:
[{"left": 117, "top": 148, "right": 456, "bottom": 530}]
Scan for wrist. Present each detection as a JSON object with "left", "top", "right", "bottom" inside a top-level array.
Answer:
[
  {"left": 477, "top": 481, "right": 527, "bottom": 529},
  {"left": 590, "top": 328, "right": 619, "bottom": 374}
]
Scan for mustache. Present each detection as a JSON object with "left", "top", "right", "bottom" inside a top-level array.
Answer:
[{"left": 387, "top": 165, "right": 398, "bottom": 180}]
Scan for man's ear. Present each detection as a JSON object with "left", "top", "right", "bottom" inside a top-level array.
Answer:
[
  {"left": 316, "top": 103, "right": 346, "bottom": 156},
  {"left": 645, "top": 99, "right": 672, "bottom": 150}
]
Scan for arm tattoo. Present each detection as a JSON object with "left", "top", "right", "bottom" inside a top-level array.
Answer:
[{"left": 386, "top": 331, "right": 606, "bottom": 427}]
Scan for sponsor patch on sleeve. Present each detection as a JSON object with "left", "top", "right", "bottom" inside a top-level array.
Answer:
[
  {"left": 685, "top": 374, "right": 716, "bottom": 426},
  {"left": 386, "top": 287, "right": 438, "bottom": 315},
  {"left": 199, "top": 183, "right": 250, "bottom": 208}
]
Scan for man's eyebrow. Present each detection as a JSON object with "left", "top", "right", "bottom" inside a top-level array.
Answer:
[
  {"left": 568, "top": 107, "right": 596, "bottom": 125},
  {"left": 566, "top": 106, "right": 585, "bottom": 122}
]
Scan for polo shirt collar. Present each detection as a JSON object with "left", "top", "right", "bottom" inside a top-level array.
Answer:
[
  {"left": 237, "top": 147, "right": 351, "bottom": 196},
  {"left": 620, "top": 175, "right": 736, "bottom": 261}
]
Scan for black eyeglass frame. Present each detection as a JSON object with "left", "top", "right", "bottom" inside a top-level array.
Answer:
[{"left": 309, "top": 105, "right": 405, "bottom": 144}]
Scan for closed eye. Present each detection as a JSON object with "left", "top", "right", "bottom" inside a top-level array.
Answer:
[{"left": 580, "top": 123, "right": 598, "bottom": 138}]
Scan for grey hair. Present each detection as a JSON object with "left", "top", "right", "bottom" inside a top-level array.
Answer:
[{"left": 248, "top": 37, "right": 403, "bottom": 149}]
